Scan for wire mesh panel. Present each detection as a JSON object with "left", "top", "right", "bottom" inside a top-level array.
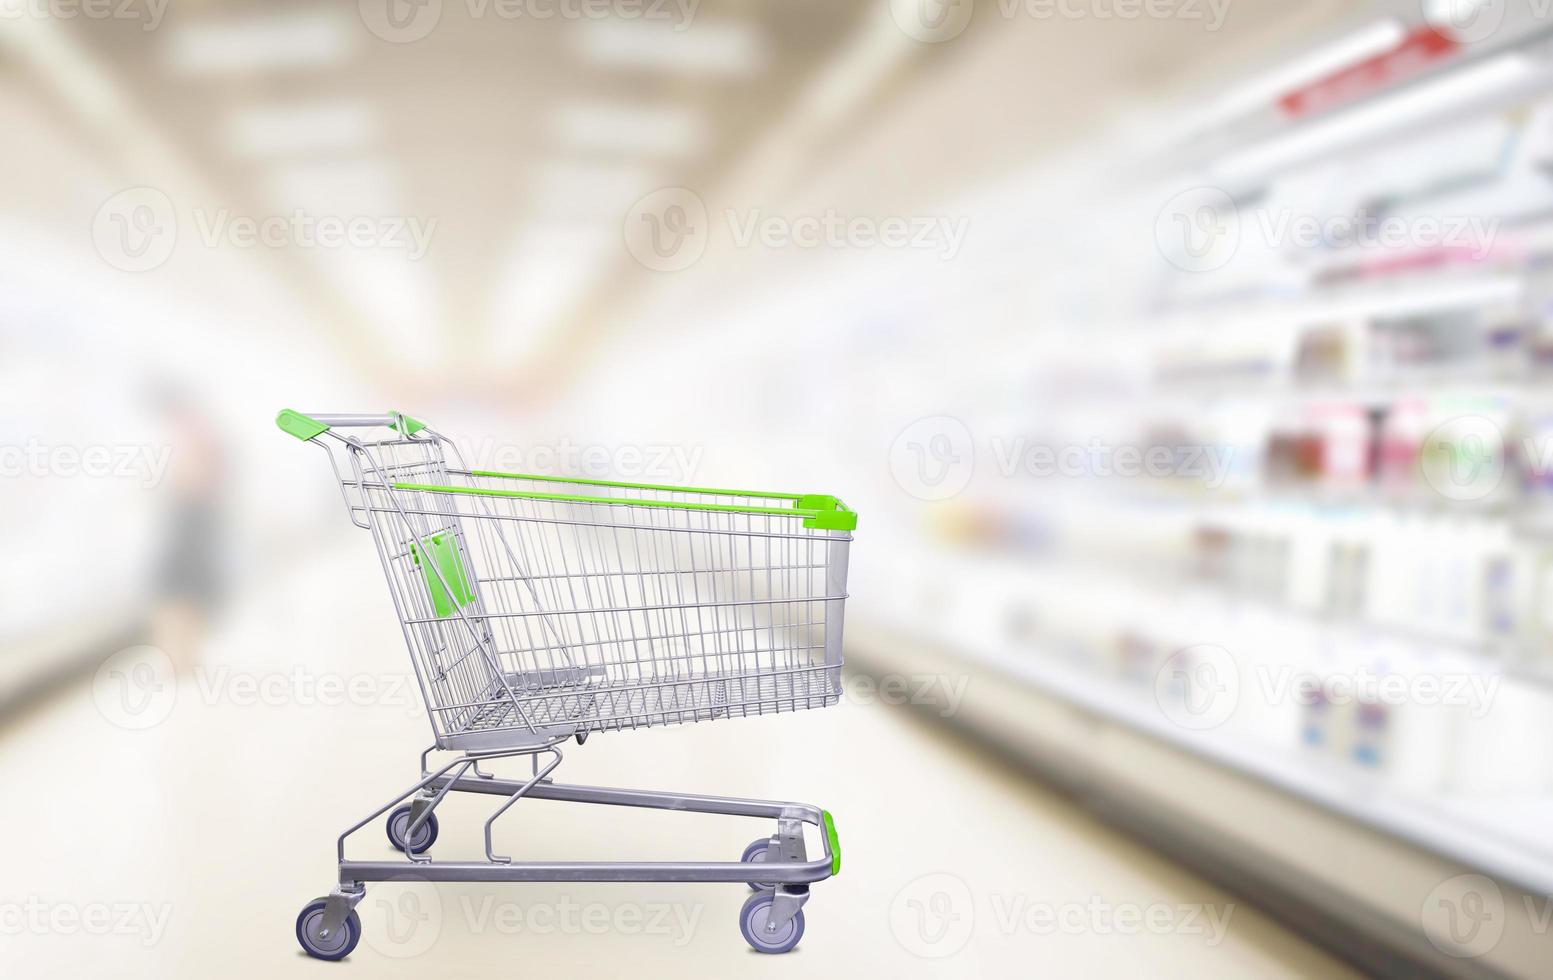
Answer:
[{"left": 343, "top": 437, "right": 851, "bottom": 751}]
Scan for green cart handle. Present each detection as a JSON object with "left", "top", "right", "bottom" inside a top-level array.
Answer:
[{"left": 276, "top": 409, "right": 857, "bottom": 532}]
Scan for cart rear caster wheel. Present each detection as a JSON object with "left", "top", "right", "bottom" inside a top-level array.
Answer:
[
  {"left": 386, "top": 804, "right": 439, "bottom": 854},
  {"left": 739, "top": 892, "right": 804, "bottom": 954},
  {"left": 295, "top": 898, "right": 361, "bottom": 961},
  {"left": 741, "top": 838, "right": 778, "bottom": 891}
]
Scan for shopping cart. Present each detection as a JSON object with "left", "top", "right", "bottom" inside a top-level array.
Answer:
[{"left": 276, "top": 410, "right": 855, "bottom": 958}]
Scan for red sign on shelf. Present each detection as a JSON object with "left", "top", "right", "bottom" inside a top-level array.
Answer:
[{"left": 1279, "top": 26, "right": 1460, "bottom": 118}]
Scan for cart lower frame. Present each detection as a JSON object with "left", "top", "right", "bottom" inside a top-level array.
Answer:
[{"left": 304, "top": 741, "right": 837, "bottom": 957}]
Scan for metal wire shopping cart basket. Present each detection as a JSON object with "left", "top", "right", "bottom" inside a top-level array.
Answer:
[{"left": 277, "top": 410, "right": 855, "bottom": 958}]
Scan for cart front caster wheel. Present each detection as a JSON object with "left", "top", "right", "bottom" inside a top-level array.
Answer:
[
  {"left": 740, "top": 838, "right": 778, "bottom": 891},
  {"left": 739, "top": 892, "right": 804, "bottom": 954},
  {"left": 295, "top": 898, "right": 362, "bottom": 961},
  {"left": 386, "top": 804, "right": 439, "bottom": 854}
]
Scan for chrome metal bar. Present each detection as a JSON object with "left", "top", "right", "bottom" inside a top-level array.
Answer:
[
  {"left": 339, "top": 858, "right": 831, "bottom": 885},
  {"left": 437, "top": 774, "right": 822, "bottom": 822},
  {"left": 483, "top": 748, "right": 563, "bottom": 863}
]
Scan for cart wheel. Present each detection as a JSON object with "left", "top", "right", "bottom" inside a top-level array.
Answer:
[
  {"left": 739, "top": 892, "right": 804, "bottom": 954},
  {"left": 741, "top": 838, "right": 778, "bottom": 891},
  {"left": 386, "top": 805, "right": 439, "bottom": 854},
  {"left": 295, "top": 898, "right": 361, "bottom": 961}
]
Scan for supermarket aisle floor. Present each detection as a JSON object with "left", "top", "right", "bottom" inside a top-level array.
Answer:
[{"left": 1, "top": 546, "right": 1357, "bottom": 978}]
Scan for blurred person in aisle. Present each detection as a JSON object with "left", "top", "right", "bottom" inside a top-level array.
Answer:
[{"left": 148, "top": 382, "right": 228, "bottom": 676}]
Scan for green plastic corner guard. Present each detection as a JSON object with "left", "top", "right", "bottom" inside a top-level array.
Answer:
[
  {"left": 822, "top": 810, "right": 841, "bottom": 876},
  {"left": 389, "top": 411, "right": 427, "bottom": 435},
  {"left": 276, "top": 409, "right": 329, "bottom": 441},
  {"left": 395, "top": 476, "right": 857, "bottom": 532},
  {"left": 411, "top": 533, "right": 475, "bottom": 617}
]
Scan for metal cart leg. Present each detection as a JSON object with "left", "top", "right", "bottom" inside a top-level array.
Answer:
[{"left": 483, "top": 747, "right": 563, "bottom": 863}]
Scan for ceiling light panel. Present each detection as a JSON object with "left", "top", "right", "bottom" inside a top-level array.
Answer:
[
  {"left": 574, "top": 19, "right": 767, "bottom": 76},
  {"left": 166, "top": 10, "right": 356, "bottom": 76},
  {"left": 550, "top": 101, "right": 708, "bottom": 158},
  {"left": 224, "top": 102, "right": 378, "bottom": 158}
]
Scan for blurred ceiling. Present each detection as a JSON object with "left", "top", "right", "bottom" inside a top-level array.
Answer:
[{"left": 2, "top": 0, "right": 1354, "bottom": 400}]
